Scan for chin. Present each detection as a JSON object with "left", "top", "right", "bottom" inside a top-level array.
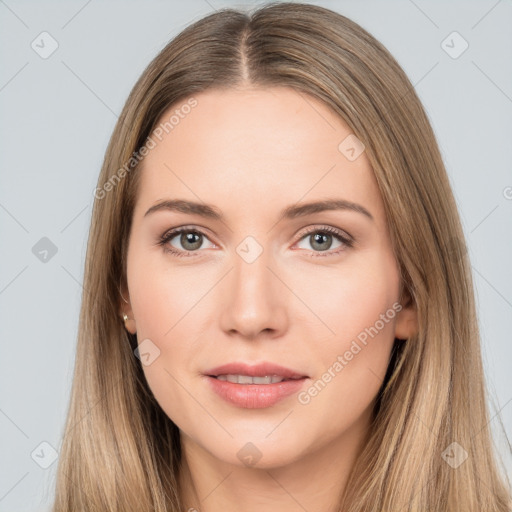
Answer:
[{"left": 197, "top": 430, "right": 309, "bottom": 469}]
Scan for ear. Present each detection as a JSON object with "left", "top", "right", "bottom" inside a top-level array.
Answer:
[
  {"left": 119, "top": 282, "right": 137, "bottom": 335},
  {"left": 394, "top": 286, "right": 418, "bottom": 341}
]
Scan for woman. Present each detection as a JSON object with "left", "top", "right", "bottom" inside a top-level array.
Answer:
[{"left": 51, "top": 2, "right": 511, "bottom": 510}]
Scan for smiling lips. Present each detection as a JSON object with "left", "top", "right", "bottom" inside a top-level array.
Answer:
[{"left": 204, "top": 362, "right": 309, "bottom": 409}]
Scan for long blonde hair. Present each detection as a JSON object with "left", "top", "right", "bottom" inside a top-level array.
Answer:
[{"left": 51, "top": 2, "right": 511, "bottom": 510}]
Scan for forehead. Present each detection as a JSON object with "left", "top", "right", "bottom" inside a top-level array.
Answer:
[{"left": 134, "top": 86, "right": 385, "bottom": 227}]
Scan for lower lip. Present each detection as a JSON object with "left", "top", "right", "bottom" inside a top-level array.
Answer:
[{"left": 205, "top": 376, "right": 308, "bottom": 409}]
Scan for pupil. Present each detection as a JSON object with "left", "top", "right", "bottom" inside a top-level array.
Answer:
[
  {"left": 181, "top": 232, "right": 202, "bottom": 250},
  {"left": 312, "top": 233, "right": 331, "bottom": 251}
]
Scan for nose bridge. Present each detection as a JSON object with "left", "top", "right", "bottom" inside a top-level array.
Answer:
[
  {"left": 218, "top": 235, "right": 288, "bottom": 338},
  {"left": 234, "top": 237, "right": 273, "bottom": 296}
]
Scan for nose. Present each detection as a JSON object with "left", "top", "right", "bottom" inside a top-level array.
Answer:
[{"left": 218, "top": 247, "right": 289, "bottom": 340}]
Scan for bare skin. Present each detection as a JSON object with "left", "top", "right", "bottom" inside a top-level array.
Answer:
[{"left": 121, "top": 86, "right": 418, "bottom": 511}]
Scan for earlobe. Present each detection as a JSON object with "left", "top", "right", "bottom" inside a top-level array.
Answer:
[
  {"left": 119, "top": 282, "right": 137, "bottom": 335},
  {"left": 122, "top": 315, "right": 137, "bottom": 335},
  {"left": 120, "top": 309, "right": 137, "bottom": 335},
  {"left": 394, "top": 285, "right": 418, "bottom": 340},
  {"left": 394, "top": 303, "right": 418, "bottom": 341}
]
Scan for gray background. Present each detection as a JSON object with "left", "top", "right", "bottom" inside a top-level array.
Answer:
[{"left": 1, "top": 0, "right": 511, "bottom": 510}]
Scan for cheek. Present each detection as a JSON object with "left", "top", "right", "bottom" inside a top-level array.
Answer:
[
  {"left": 128, "top": 244, "right": 211, "bottom": 344},
  {"left": 298, "top": 247, "right": 400, "bottom": 346},
  {"left": 131, "top": 273, "right": 201, "bottom": 428},
  {"left": 127, "top": 248, "right": 217, "bottom": 418},
  {"left": 295, "top": 249, "right": 399, "bottom": 410}
]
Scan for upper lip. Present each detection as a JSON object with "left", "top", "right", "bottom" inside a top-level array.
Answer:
[{"left": 205, "top": 362, "right": 309, "bottom": 379}]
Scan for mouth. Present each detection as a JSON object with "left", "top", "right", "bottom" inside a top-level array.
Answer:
[
  {"left": 203, "top": 361, "right": 309, "bottom": 408},
  {"left": 209, "top": 374, "right": 304, "bottom": 384},
  {"left": 205, "top": 361, "right": 308, "bottom": 380}
]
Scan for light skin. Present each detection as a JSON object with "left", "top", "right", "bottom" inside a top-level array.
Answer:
[{"left": 120, "top": 86, "right": 418, "bottom": 511}]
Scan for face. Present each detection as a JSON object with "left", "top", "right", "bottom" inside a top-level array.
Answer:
[{"left": 122, "top": 86, "right": 417, "bottom": 469}]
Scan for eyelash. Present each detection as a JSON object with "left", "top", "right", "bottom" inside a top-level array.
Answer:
[{"left": 157, "top": 225, "right": 354, "bottom": 259}]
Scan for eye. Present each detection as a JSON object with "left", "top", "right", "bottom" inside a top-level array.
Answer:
[
  {"left": 294, "top": 225, "right": 354, "bottom": 257},
  {"left": 157, "top": 225, "right": 354, "bottom": 258},
  {"left": 157, "top": 226, "right": 215, "bottom": 258}
]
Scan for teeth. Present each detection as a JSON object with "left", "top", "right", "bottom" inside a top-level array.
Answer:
[{"left": 215, "top": 374, "right": 288, "bottom": 384}]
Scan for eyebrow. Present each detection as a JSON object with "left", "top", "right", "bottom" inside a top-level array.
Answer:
[{"left": 144, "top": 198, "right": 374, "bottom": 222}]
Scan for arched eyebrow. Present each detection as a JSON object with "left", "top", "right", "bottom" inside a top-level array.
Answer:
[
  {"left": 282, "top": 199, "right": 373, "bottom": 221},
  {"left": 144, "top": 198, "right": 374, "bottom": 222}
]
